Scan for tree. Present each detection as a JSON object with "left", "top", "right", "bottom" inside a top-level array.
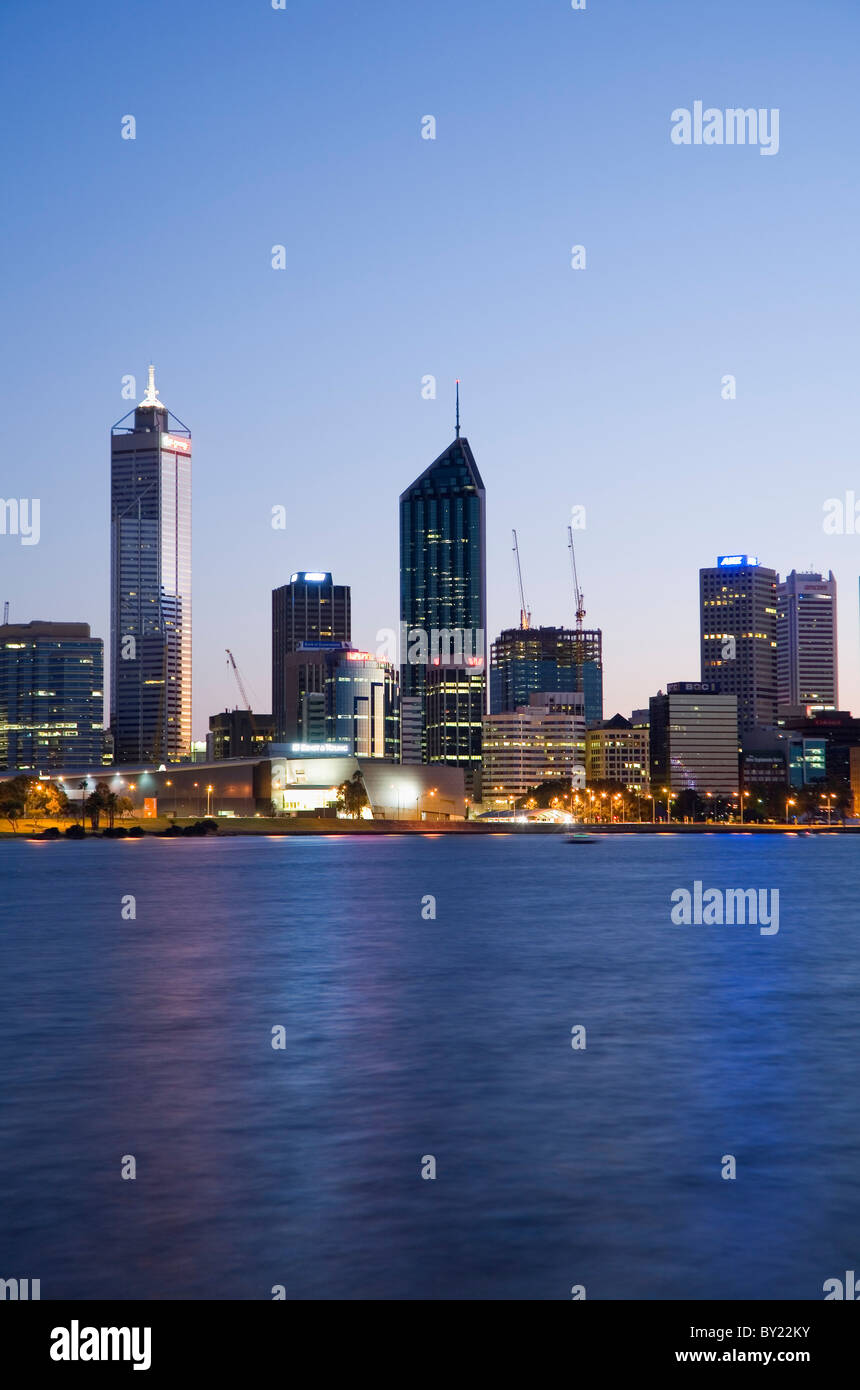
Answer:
[
  {"left": 116, "top": 795, "right": 134, "bottom": 820},
  {"left": 337, "top": 771, "right": 369, "bottom": 819},
  {"left": 0, "top": 775, "right": 31, "bottom": 833},
  {"left": 84, "top": 780, "right": 114, "bottom": 830},
  {"left": 25, "top": 780, "right": 69, "bottom": 828}
]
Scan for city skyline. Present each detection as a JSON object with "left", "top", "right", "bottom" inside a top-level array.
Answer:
[
  {"left": 3, "top": 0, "right": 860, "bottom": 737},
  {"left": 3, "top": 368, "right": 859, "bottom": 757}
]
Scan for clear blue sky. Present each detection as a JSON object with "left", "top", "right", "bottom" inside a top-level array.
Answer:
[{"left": 2, "top": 0, "right": 859, "bottom": 736}]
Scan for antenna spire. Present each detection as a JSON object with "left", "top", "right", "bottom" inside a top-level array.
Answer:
[
  {"left": 455, "top": 379, "right": 460, "bottom": 438},
  {"left": 141, "top": 363, "right": 162, "bottom": 409}
]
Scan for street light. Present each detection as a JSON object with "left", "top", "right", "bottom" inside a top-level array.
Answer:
[
  {"left": 786, "top": 796, "right": 796, "bottom": 825},
  {"left": 206, "top": 784, "right": 214, "bottom": 816}
]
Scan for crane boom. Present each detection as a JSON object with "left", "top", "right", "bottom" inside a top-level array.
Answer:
[
  {"left": 512, "top": 529, "right": 531, "bottom": 630},
  {"left": 567, "top": 526, "right": 586, "bottom": 631},
  {"left": 567, "top": 526, "right": 588, "bottom": 705},
  {"left": 225, "top": 649, "right": 257, "bottom": 735}
]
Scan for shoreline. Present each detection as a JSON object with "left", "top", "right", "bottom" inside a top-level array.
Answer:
[{"left": 2, "top": 818, "right": 856, "bottom": 839}]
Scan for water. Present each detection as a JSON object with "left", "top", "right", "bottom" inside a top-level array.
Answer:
[{"left": 1, "top": 831, "right": 858, "bottom": 1300}]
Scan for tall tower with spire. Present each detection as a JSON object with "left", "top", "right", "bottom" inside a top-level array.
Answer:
[
  {"left": 110, "top": 367, "right": 192, "bottom": 763},
  {"left": 399, "top": 382, "right": 486, "bottom": 783}
]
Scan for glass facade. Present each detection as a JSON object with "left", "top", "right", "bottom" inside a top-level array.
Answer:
[
  {"left": 110, "top": 387, "right": 192, "bottom": 763},
  {"left": 490, "top": 626, "right": 603, "bottom": 726},
  {"left": 281, "top": 642, "right": 398, "bottom": 758},
  {"left": 424, "top": 664, "right": 485, "bottom": 774},
  {"left": 0, "top": 622, "right": 105, "bottom": 770},
  {"left": 399, "top": 435, "right": 486, "bottom": 773},
  {"left": 272, "top": 574, "right": 351, "bottom": 741}
]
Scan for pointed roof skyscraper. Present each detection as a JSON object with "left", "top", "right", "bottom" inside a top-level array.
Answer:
[{"left": 399, "top": 383, "right": 487, "bottom": 782}]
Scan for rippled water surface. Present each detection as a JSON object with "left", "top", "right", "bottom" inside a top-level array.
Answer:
[{"left": 1, "top": 832, "right": 858, "bottom": 1299}]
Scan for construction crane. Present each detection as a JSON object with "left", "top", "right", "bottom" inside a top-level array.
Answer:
[
  {"left": 512, "top": 529, "right": 531, "bottom": 630},
  {"left": 567, "top": 525, "right": 586, "bottom": 633},
  {"left": 2, "top": 601, "right": 8, "bottom": 625},
  {"left": 225, "top": 649, "right": 257, "bottom": 735},
  {"left": 567, "top": 525, "right": 587, "bottom": 701}
]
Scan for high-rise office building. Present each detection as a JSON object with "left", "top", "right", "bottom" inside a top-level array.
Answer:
[
  {"left": 776, "top": 570, "right": 837, "bottom": 710},
  {"left": 279, "top": 641, "right": 397, "bottom": 758},
  {"left": 490, "top": 625, "right": 603, "bottom": 726},
  {"left": 0, "top": 621, "right": 106, "bottom": 770},
  {"left": 399, "top": 696, "right": 423, "bottom": 766},
  {"left": 399, "top": 396, "right": 486, "bottom": 776},
  {"left": 272, "top": 572, "right": 350, "bottom": 740},
  {"left": 424, "top": 662, "right": 485, "bottom": 779},
  {"left": 110, "top": 366, "right": 192, "bottom": 763},
  {"left": 700, "top": 555, "right": 777, "bottom": 731},
  {"left": 586, "top": 714, "right": 650, "bottom": 791},
  {"left": 481, "top": 693, "right": 585, "bottom": 804},
  {"left": 208, "top": 709, "right": 275, "bottom": 760},
  {"left": 649, "top": 682, "right": 739, "bottom": 794}
]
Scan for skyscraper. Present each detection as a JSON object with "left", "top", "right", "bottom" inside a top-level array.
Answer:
[
  {"left": 700, "top": 555, "right": 777, "bottom": 731},
  {"left": 399, "top": 390, "right": 486, "bottom": 777},
  {"left": 278, "top": 641, "right": 397, "bottom": 757},
  {"left": 490, "top": 625, "right": 603, "bottom": 725},
  {"left": 272, "top": 573, "right": 351, "bottom": 740},
  {"left": 110, "top": 367, "right": 192, "bottom": 763},
  {"left": 649, "top": 682, "right": 739, "bottom": 794},
  {"left": 776, "top": 570, "right": 838, "bottom": 710},
  {"left": 0, "top": 621, "right": 106, "bottom": 770}
]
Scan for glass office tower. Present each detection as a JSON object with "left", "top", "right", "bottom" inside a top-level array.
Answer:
[
  {"left": 399, "top": 420, "right": 486, "bottom": 774},
  {"left": 490, "top": 625, "right": 603, "bottom": 725},
  {"left": 0, "top": 620, "right": 105, "bottom": 770},
  {"left": 110, "top": 367, "right": 192, "bottom": 763},
  {"left": 272, "top": 573, "right": 351, "bottom": 740}
]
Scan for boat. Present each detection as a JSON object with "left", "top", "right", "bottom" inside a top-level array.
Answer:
[{"left": 565, "top": 827, "right": 598, "bottom": 844}]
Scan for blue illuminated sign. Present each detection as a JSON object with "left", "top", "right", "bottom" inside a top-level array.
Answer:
[{"left": 717, "top": 554, "right": 759, "bottom": 567}]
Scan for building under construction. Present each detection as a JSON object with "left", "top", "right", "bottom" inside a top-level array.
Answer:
[
  {"left": 489, "top": 625, "right": 603, "bottom": 725},
  {"left": 490, "top": 528, "right": 603, "bottom": 725}
]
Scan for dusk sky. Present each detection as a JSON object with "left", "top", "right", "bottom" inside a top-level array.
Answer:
[{"left": 2, "top": 0, "right": 859, "bottom": 739}]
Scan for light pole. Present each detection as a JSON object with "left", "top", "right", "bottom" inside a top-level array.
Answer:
[
  {"left": 785, "top": 796, "right": 795, "bottom": 825},
  {"left": 662, "top": 787, "right": 673, "bottom": 823},
  {"left": 206, "top": 784, "right": 214, "bottom": 817}
]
